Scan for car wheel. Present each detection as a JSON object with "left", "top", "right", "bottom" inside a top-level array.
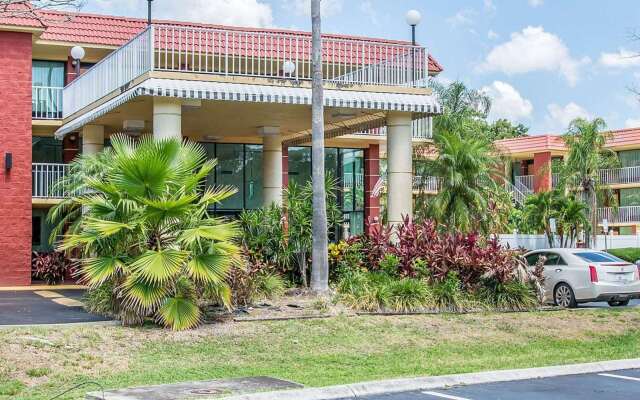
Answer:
[
  {"left": 554, "top": 283, "right": 577, "bottom": 308},
  {"left": 608, "top": 300, "right": 630, "bottom": 307}
]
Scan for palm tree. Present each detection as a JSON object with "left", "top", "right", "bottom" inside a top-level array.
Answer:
[
  {"left": 558, "top": 197, "right": 590, "bottom": 247},
  {"left": 419, "top": 130, "right": 505, "bottom": 233},
  {"left": 522, "top": 191, "right": 557, "bottom": 247},
  {"left": 560, "top": 118, "right": 618, "bottom": 247},
  {"left": 310, "top": 0, "right": 329, "bottom": 293},
  {"left": 429, "top": 80, "right": 491, "bottom": 139},
  {"left": 55, "top": 134, "right": 240, "bottom": 330}
]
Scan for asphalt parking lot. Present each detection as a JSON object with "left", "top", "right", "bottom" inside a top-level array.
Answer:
[
  {"left": 355, "top": 369, "right": 640, "bottom": 400},
  {"left": 0, "top": 289, "right": 110, "bottom": 325}
]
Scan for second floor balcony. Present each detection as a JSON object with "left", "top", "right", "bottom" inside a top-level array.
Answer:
[
  {"left": 32, "top": 86, "right": 63, "bottom": 120},
  {"left": 32, "top": 163, "right": 69, "bottom": 199},
  {"left": 63, "top": 24, "right": 432, "bottom": 118}
]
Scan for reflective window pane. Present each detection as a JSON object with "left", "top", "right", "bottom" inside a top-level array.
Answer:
[
  {"left": 245, "top": 144, "right": 263, "bottom": 209},
  {"left": 216, "top": 144, "right": 244, "bottom": 210}
]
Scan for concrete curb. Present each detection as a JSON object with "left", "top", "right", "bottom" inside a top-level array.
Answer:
[
  {"left": 0, "top": 320, "right": 118, "bottom": 330},
  {"left": 217, "top": 358, "right": 640, "bottom": 400}
]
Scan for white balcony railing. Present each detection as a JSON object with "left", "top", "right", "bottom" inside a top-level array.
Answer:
[
  {"left": 343, "top": 173, "right": 364, "bottom": 189},
  {"left": 413, "top": 175, "right": 439, "bottom": 191},
  {"left": 599, "top": 166, "right": 640, "bottom": 185},
  {"left": 64, "top": 25, "right": 429, "bottom": 117},
  {"left": 552, "top": 173, "right": 560, "bottom": 188},
  {"left": 597, "top": 206, "right": 640, "bottom": 224},
  {"left": 32, "top": 163, "right": 69, "bottom": 198},
  {"left": 32, "top": 86, "right": 63, "bottom": 119},
  {"left": 515, "top": 175, "right": 534, "bottom": 192}
]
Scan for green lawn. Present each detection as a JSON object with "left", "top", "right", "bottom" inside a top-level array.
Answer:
[
  {"left": 2, "top": 308, "right": 640, "bottom": 399},
  {"left": 608, "top": 248, "right": 640, "bottom": 263}
]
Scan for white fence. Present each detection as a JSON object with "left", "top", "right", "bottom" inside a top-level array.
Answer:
[
  {"left": 499, "top": 233, "right": 640, "bottom": 251},
  {"left": 599, "top": 166, "right": 640, "bottom": 185}
]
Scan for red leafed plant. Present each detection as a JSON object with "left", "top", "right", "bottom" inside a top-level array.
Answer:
[
  {"left": 31, "top": 251, "right": 76, "bottom": 285},
  {"left": 350, "top": 216, "right": 538, "bottom": 291}
]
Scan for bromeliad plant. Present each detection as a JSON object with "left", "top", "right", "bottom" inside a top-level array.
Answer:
[{"left": 57, "top": 134, "right": 240, "bottom": 330}]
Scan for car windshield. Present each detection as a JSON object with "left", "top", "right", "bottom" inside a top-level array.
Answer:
[{"left": 573, "top": 252, "right": 626, "bottom": 263}]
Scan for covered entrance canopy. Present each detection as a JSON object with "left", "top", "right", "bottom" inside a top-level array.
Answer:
[{"left": 54, "top": 75, "right": 441, "bottom": 142}]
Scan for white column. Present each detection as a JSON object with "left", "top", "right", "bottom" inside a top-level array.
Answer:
[
  {"left": 386, "top": 112, "right": 413, "bottom": 227},
  {"left": 81, "top": 125, "right": 104, "bottom": 155},
  {"left": 261, "top": 127, "right": 282, "bottom": 206},
  {"left": 153, "top": 97, "right": 182, "bottom": 140}
]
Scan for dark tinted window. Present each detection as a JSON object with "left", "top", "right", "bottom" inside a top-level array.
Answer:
[
  {"left": 525, "top": 253, "right": 541, "bottom": 266},
  {"left": 544, "top": 253, "right": 567, "bottom": 266},
  {"left": 574, "top": 252, "right": 625, "bottom": 263}
]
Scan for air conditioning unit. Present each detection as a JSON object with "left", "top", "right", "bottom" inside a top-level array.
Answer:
[{"left": 123, "top": 120, "right": 145, "bottom": 135}]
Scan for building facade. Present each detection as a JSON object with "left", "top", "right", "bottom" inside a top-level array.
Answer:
[
  {"left": 0, "top": 9, "right": 443, "bottom": 285},
  {"left": 495, "top": 128, "right": 640, "bottom": 235}
]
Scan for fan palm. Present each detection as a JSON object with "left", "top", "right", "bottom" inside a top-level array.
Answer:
[
  {"left": 560, "top": 118, "right": 618, "bottom": 246},
  {"left": 55, "top": 134, "right": 240, "bottom": 330},
  {"left": 522, "top": 191, "right": 557, "bottom": 247},
  {"left": 419, "top": 131, "right": 506, "bottom": 233}
]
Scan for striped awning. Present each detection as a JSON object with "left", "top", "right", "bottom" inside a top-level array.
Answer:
[{"left": 55, "top": 77, "right": 441, "bottom": 138}]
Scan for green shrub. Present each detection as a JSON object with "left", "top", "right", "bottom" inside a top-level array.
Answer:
[
  {"left": 430, "top": 273, "right": 465, "bottom": 312},
  {"left": 384, "top": 278, "right": 430, "bottom": 312},
  {"left": 379, "top": 254, "right": 401, "bottom": 277},
  {"left": 83, "top": 281, "right": 118, "bottom": 317},
  {"left": 26, "top": 367, "right": 50, "bottom": 378},
  {"left": 478, "top": 280, "right": 537, "bottom": 311},
  {"left": 254, "top": 272, "right": 286, "bottom": 300},
  {"left": 608, "top": 248, "right": 640, "bottom": 263}
]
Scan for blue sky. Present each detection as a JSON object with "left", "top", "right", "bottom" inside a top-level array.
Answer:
[{"left": 81, "top": 0, "right": 640, "bottom": 135}]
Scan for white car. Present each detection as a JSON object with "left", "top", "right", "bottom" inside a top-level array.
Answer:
[{"left": 524, "top": 248, "right": 640, "bottom": 308}]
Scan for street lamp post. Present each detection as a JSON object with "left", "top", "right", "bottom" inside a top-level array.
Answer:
[
  {"left": 405, "top": 9, "right": 422, "bottom": 85},
  {"left": 70, "top": 45, "right": 85, "bottom": 77},
  {"left": 147, "top": 0, "right": 153, "bottom": 25}
]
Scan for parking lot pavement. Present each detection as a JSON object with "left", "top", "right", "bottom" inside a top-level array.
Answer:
[
  {"left": 0, "top": 289, "right": 111, "bottom": 326},
  {"left": 355, "top": 369, "right": 640, "bottom": 400},
  {"left": 579, "top": 299, "right": 640, "bottom": 308}
]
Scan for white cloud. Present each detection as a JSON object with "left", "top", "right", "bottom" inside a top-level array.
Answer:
[
  {"left": 446, "top": 9, "right": 474, "bottom": 28},
  {"left": 625, "top": 118, "right": 640, "bottom": 128},
  {"left": 482, "top": 81, "right": 533, "bottom": 121},
  {"left": 484, "top": 0, "right": 496, "bottom": 12},
  {"left": 360, "top": 1, "right": 378, "bottom": 25},
  {"left": 599, "top": 48, "right": 640, "bottom": 69},
  {"left": 89, "top": 0, "right": 274, "bottom": 27},
  {"left": 528, "top": 0, "right": 544, "bottom": 7},
  {"left": 487, "top": 29, "right": 499, "bottom": 40},
  {"left": 545, "top": 102, "right": 592, "bottom": 131},
  {"left": 478, "top": 26, "right": 590, "bottom": 86},
  {"left": 283, "top": 0, "right": 343, "bottom": 17}
]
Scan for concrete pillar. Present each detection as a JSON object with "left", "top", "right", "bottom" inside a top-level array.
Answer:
[
  {"left": 153, "top": 97, "right": 182, "bottom": 140},
  {"left": 261, "top": 127, "right": 282, "bottom": 206},
  {"left": 282, "top": 144, "right": 289, "bottom": 189},
  {"left": 364, "top": 143, "right": 381, "bottom": 234},
  {"left": 82, "top": 125, "right": 104, "bottom": 155},
  {"left": 386, "top": 112, "right": 413, "bottom": 227},
  {"left": 533, "top": 151, "right": 552, "bottom": 192}
]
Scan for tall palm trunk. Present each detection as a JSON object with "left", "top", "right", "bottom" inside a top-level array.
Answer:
[
  {"left": 589, "top": 186, "right": 597, "bottom": 248},
  {"left": 310, "top": 0, "right": 329, "bottom": 293}
]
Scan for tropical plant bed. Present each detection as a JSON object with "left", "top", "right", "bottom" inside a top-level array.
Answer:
[{"left": 2, "top": 308, "right": 639, "bottom": 400}]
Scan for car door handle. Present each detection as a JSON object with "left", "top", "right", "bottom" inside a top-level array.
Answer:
[{"left": 555, "top": 268, "right": 563, "bottom": 272}]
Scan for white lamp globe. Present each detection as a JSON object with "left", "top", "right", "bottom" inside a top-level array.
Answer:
[
  {"left": 405, "top": 9, "right": 422, "bottom": 26},
  {"left": 283, "top": 60, "right": 296, "bottom": 74},
  {"left": 70, "top": 45, "right": 85, "bottom": 60}
]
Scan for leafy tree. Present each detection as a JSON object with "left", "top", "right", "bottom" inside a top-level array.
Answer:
[
  {"left": 429, "top": 80, "right": 491, "bottom": 138},
  {"left": 522, "top": 190, "right": 590, "bottom": 248},
  {"left": 486, "top": 119, "right": 529, "bottom": 141},
  {"left": 559, "top": 118, "right": 619, "bottom": 246},
  {"left": 55, "top": 135, "right": 240, "bottom": 330},
  {"left": 417, "top": 130, "right": 508, "bottom": 233}
]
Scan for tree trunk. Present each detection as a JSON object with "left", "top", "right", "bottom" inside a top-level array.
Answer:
[
  {"left": 310, "top": 0, "right": 329, "bottom": 293},
  {"left": 590, "top": 187, "right": 597, "bottom": 249}
]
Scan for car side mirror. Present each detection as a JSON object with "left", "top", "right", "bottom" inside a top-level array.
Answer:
[{"left": 635, "top": 260, "right": 640, "bottom": 267}]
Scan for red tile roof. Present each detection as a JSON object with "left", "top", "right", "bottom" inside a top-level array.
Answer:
[
  {"left": 494, "top": 134, "right": 567, "bottom": 155},
  {"left": 1, "top": 9, "right": 443, "bottom": 74}
]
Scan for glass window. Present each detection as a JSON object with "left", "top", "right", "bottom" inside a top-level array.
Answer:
[
  {"left": 215, "top": 144, "right": 244, "bottom": 210},
  {"left": 544, "top": 253, "right": 567, "bottom": 266},
  {"left": 32, "top": 216, "right": 42, "bottom": 246},
  {"left": 574, "top": 252, "right": 625, "bottom": 263},
  {"left": 620, "top": 188, "right": 640, "bottom": 207},
  {"left": 525, "top": 253, "right": 541, "bottom": 266},
  {"left": 288, "top": 147, "right": 311, "bottom": 187},
  {"left": 32, "top": 61, "right": 64, "bottom": 87},
  {"left": 32, "top": 137, "right": 62, "bottom": 163},
  {"left": 245, "top": 144, "right": 263, "bottom": 209},
  {"left": 618, "top": 150, "right": 640, "bottom": 168}
]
